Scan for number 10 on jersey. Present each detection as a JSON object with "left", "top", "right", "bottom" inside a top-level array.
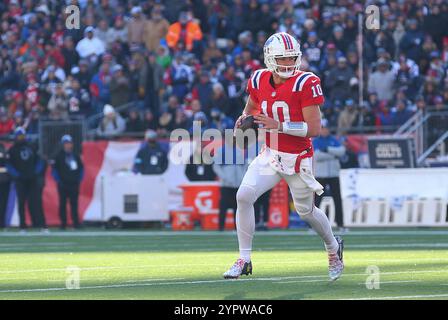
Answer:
[{"left": 261, "top": 100, "right": 291, "bottom": 122}]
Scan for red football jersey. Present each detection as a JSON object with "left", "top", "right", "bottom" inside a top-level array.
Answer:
[{"left": 246, "top": 69, "right": 325, "bottom": 154}]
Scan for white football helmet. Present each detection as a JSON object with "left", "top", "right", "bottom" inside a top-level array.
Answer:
[{"left": 263, "top": 32, "right": 302, "bottom": 78}]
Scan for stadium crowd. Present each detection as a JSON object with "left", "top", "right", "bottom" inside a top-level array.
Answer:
[{"left": 0, "top": 0, "right": 447, "bottom": 140}]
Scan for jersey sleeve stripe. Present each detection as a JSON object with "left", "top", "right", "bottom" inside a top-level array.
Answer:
[
  {"left": 251, "top": 70, "right": 260, "bottom": 89},
  {"left": 297, "top": 74, "right": 315, "bottom": 91},
  {"left": 252, "top": 69, "right": 265, "bottom": 89},
  {"left": 293, "top": 72, "right": 311, "bottom": 92}
]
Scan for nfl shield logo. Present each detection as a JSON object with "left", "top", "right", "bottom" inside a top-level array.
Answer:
[{"left": 272, "top": 92, "right": 276, "bottom": 97}]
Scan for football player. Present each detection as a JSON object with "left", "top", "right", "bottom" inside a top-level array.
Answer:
[{"left": 223, "top": 32, "right": 344, "bottom": 281}]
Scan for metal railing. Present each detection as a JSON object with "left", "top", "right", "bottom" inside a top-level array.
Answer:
[
  {"left": 394, "top": 106, "right": 448, "bottom": 166},
  {"left": 417, "top": 131, "right": 448, "bottom": 165}
]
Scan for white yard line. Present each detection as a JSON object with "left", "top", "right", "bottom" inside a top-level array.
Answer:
[
  {"left": 1, "top": 242, "right": 446, "bottom": 253},
  {"left": 1, "top": 230, "right": 448, "bottom": 237},
  {"left": 0, "top": 269, "right": 447, "bottom": 293},
  {"left": 124, "top": 278, "right": 186, "bottom": 283},
  {"left": 1, "top": 259, "right": 448, "bottom": 276},
  {"left": 0, "top": 242, "right": 76, "bottom": 247},
  {"left": 356, "top": 280, "right": 422, "bottom": 285},
  {"left": 274, "top": 279, "right": 330, "bottom": 284}
]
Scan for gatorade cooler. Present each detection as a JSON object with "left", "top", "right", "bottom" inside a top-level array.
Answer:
[
  {"left": 200, "top": 210, "right": 235, "bottom": 231},
  {"left": 267, "top": 180, "right": 290, "bottom": 229},
  {"left": 200, "top": 213, "right": 219, "bottom": 230},
  {"left": 179, "top": 182, "right": 221, "bottom": 221},
  {"left": 170, "top": 207, "right": 194, "bottom": 230}
]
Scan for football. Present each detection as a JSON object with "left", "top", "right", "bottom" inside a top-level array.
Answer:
[{"left": 238, "top": 115, "right": 258, "bottom": 131}]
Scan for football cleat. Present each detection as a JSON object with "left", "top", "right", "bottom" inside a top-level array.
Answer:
[
  {"left": 223, "top": 258, "right": 253, "bottom": 279},
  {"left": 328, "top": 236, "right": 344, "bottom": 281}
]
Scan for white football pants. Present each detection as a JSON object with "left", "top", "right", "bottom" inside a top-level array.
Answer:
[{"left": 236, "top": 150, "right": 339, "bottom": 261}]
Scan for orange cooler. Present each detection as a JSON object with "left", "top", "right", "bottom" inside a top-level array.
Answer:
[
  {"left": 179, "top": 182, "right": 221, "bottom": 221},
  {"left": 170, "top": 207, "right": 194, "bottom": 230}
]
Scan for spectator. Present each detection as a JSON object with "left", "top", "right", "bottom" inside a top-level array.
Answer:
[
  {"left": 337, "top": 99, "right": 358, "bottom": 136},
  {"left": 128, "top": 6, "right": 147, "bottom": 47},
  {"left": 326, "top": 56, "right": 354, "bottom": 104},
  {"left": 368, "top": 58, "right": 396, "bottom": 102},
  {"left": 44, "top": 41, "right": 65, "bottom": 71},
  {"left": 109, "top": 64, "right": 130, "bottom": 108},
  {"left": 12, "top": 110, "right": 24, "bottom": 132},
  {"left": 213, "top": 136, "right": 247, "bottom": 231},
  {"left": 210, "top": 108, "right": 234, "bottom": 132},
  {"left": 25, "top": 108, "right": 40, "bottom": 135},
  {"left": 24, "top": 73, "right": 41, "bottom": 109},
  {"left": 0, "top": 142, "right": 10, "bottom": 229},
  {"left": 90, "top": 62, "right": 112, "bottom": 114},
  {"left": 143, "top": 7, "right": 170, "bottom": 53},
  {"left": 167, "top": 53, "right": 193, "bottom": 102},
  {"left": 52, "top": 135, "right": 84, "bottom": 230},
  {"left": 0, "top": 107, "right": 13, "bottom": 136},
  {"left": 192, "top": 70, "right": 213, "bottom": 114},
  {"left": 173, "top": 109, "right": 191, "bottom": 131},
  {"left": 411, "top": 95, "right": 427, "bottom": 113},
  {"left": 395, "top": 57, "right": 419, "bottom": 99},
  {"left": 366, "top": 92, "right": 380, "bottom": 112},
  {"left": 47, "top": 83, "right": 69, "bottom": 120},
  {"left": 302, "top": 31, "right": 325, "bottom": 72},
  {"left": 400, "top": 19, "right": 425, "bottom": 63},
  {"left": 97, "top": 104, "right": 126, "bottom": 137},
  {"left": 67, "top": 79, "right": 91, "bottom": 117},
  {"left": 253, "top": 31, "right": 268, "bottom": 63},
  {"left": 6, "top": 127, "right": 45, "bottom": 232},
  {"left": 155, "top": 45, "right": 172, "bottom": 70},
  {"left": 202, "top": 38, "right": 224, "bottom": 66},
  {"left": 166, "top": 11, "right": 203, "bottom": 53},
  {"left": 107, "top": 15, "right": 128, "bottom": 47},
  {"left": 220, "top": 66, "right": 245, "bottom": 116},
  {"left": 423, "top": 6, "right": 447, "bottom": 50},
  {"left": 133, "top": 130, "right": 168, "bottom": 175},
  {"left": 318, "top": 12, "right": 335, "bottom": 42},
  {"left": 94, "top": 20, "right": 110, "bottom": 50},
  {"left": 61, "top": 36, "right": 80, "bottom": 76},
  {"left": 142, "top": 110, "right": 158, "bottom": 131},
  {"left": 331, "top": 25, "right": 349, "bottom": 54},
  {"left": 375, "top": 102, "right": 394, "bottom": 131},
  {"left": 142, "top": 52, "right": 165, "bottom": 118},
  {"left": 354, "top": 104, "right": 376, "bottom": 131},
  {"left": 391, "top": 100, "right": 413, "bottom": 126},
  {"left": 313, "top": 119, "right": 347, "bottom": 231},
  {"left": 126, "top": 109, "right": 144, "bottom": 134},
  {"left": 75, "top": 26, "right": 106, "bottom": 63},
  {"left": 189, "top": 111, "right": 209, "bottom": 134},
  {"left": 74, "top": 60, "right": 92, "bottom": 91},
  {"left": 227, "top": 0, "right": 246, "bottom": 40},
  {"left": 210, "top": 82, "right": 231, "bottom": 118},
  {"left": 185, "top": 143, "right": 217, "bottom": 181},
  {"left": 241, "top": 48, "right": 261, "bottom": 78}
]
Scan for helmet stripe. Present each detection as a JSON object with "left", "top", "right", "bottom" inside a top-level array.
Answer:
[
  {"left": 285, "top": 34, "right": 294, "bottom": 49},
  {"left": 280, "top": 33, "right": 289, "bottom": 50}
]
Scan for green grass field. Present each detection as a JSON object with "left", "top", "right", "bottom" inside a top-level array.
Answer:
[{"left": 0, "top": 228, "right": 448, "bottom": 300}]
